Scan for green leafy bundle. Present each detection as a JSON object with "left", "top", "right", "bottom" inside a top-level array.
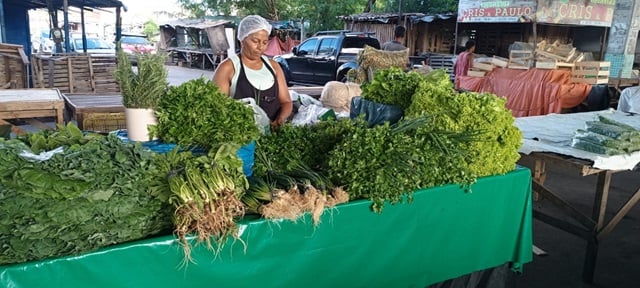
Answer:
[
  {"left": 114, "top": 50, "right": 169, "bottom": 109},
  {"left": 167, "top": 144, "right": 247, "bottom": 263},
  {"left": 254, "top": 119, "right": 356, "bottom": 175},
  {"left": 327, "top": 120, "right": 425, "bottom": 212},
  {"left": 360, "top": 67, "right": 425, "bottom": 109},
  {"left": 152, "top": 78, "right": 259, "bottom": 150},
  {"left": 0, "top": 127, "right": 172, "bottom": 265},
  {"left": 407, "top": 71, "right": 522, "bottom": 177}
]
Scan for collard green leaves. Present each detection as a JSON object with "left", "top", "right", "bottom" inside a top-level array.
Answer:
[{"left": 0, "top": 126, "right": 172, "bottom": 266}]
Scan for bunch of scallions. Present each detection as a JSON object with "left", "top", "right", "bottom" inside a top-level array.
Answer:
[{"left": 167, "top": 144, "right": 247, "bottom": 264}]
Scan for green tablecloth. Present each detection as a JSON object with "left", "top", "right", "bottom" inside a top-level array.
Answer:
[{"left": 0, "top": 168, "right": 532, "bottom": 288}]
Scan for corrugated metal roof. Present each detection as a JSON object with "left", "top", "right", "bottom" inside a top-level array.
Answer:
[
  {"left": 160, "top": 19, "right": 232, "bottom": 30},
  {"left": 338, "top": 12, "right": 456, "bottom": 24},
  {"left": 4, "top": 0, "right": 124, "bottom": 9}
]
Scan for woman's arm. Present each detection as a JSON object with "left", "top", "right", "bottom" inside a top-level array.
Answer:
[
  {"left": 212, "top": 59, "right": 234, "bottom": 96},
  {"left": 270, "top": 59, "right": 293, "bottom": 126}
]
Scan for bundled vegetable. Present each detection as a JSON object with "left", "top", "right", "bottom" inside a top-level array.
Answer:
[
  {"left": 151, "top": 78, "right": 259, "bottom": 150},
  {"left": 0, "top": 124, "right": 172, "bottom": 265},
  {"left": 167, "top": 144, "right": 247, "bottom": 263},
  {"left": 360, "top": 67, "right": 424, "bottom": 110},
  {"left": 406, "top": 70, "right": 522, "bottom": 178},
  {"left": 571, "top": 115, "right": 640, "bottom": 155}
]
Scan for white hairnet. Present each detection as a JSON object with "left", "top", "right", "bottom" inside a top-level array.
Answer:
[{"left": 237, "top": 15, "right": 272, "bottom": 41}]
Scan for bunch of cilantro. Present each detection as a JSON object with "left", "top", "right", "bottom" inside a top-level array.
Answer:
[{"left": 151, "top": 78, "right": 259, "bottom": 150}]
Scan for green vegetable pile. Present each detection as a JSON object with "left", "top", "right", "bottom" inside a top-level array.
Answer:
[
  {"left": 360, "top": 67, "right": 424, "bottom": 109},
  {"left": 166, "top": 144, "right": 247, "bottom": 263},
  {"left": 0, "top": 124, "right": 172, "bottom": 265},
  {"left": 151, "top": 78, "right": 259, "bottom": 150},
  {"left": 571, "top": 115, "right": 640, "bottom": 155},
  {"left": 114, "top": 50, "right": 169, "bottom": 109},
  {"left": 406, "top": 70, "right": 523, "bottom": 178}
]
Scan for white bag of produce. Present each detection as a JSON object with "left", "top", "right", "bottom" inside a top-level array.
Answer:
[
  {"left": 238, "top": 98, "right": 271, "bottom": 135},
  {"left": 320, "top": 81, "right": 361, "bottom": 113},
  {"left": 292, "top": 104, "right": 334, "bottom": 126}
]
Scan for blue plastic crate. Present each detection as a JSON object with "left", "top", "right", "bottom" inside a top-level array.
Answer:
[{"left": 112, "top": 130, "right": 254, "bottom": 176}]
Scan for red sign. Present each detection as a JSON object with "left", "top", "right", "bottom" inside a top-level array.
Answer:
[{"left": 458, "top": 1, "right": 537, "bottom": 23}]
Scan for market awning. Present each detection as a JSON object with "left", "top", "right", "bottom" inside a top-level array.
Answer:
[
  {"left": 160, "top": 19, "right": 232, "bottom": 30},
  {"left": 3, "top": 0, "right": 124, "bottom": 9}
]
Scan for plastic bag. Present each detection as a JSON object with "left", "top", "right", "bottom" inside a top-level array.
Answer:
[
  {"left": 238, "top": 98, "right": 271, "bottom": 135},
  {"left": 349, "top": 96, "right": 404, "bottom": 127},
  {"left": 237, "top": 141, "right": 256, "bottom": 177},
  {"left": 290, "top": 90, "right": 323, "bottom": 106},
  {"left": 292, "top": 104, "right": 335, "bottom": 126}
]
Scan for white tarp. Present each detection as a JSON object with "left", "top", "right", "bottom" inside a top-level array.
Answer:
[{"left": 515, "top": 109, "right": 640, "bottom": 170}]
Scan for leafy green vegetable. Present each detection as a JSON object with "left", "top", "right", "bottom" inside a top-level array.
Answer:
[
  {"left": 360, "top": 67, "right": 425, "bottom": 109},
  {"left": 327, "top": 120, "right": 425, "bottom": 212},
  {"left": 0, "top": 127, "right": 172, "bottom": 266},
  {"left": 254, "top": 119, "right": 355, "bottom": 175},
  {"left": 114, "top": 50, "right": 169, "bottom": 109},
  {"left": 407, "top": 70, "right": 522, "bottom": 178},
  {"left": 151, "top": 78, "right": 259, "bottom": 150}
]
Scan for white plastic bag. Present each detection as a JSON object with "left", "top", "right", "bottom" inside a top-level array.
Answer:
[
  {"left": 292, "top": 104, "right": 333, "bottom": 126},
  {"left": 238, "top": 98, "right": 271, "bottom": 134}
]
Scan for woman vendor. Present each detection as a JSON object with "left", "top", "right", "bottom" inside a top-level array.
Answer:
[{"left": 213, "top": 15, "right": 293, "bottom": 128}]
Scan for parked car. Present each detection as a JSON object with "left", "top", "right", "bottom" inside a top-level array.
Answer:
[
  {"left": 120, "top": 34, "right": 156, "bottom": 55},
  {"left": 54, "top": 37, "right": 116, "bottom": 56},
  {"left": 274, "top": 30, "right": 380, "bottom": 86}
]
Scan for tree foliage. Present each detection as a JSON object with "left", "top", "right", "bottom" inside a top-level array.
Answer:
[
  {"left": 143, "top": 20, "right": 159, "bottom": 39},
  {"left": 176, "top": 0, "right": 370, "bottom": 34},
  {"left": 383, "top": 0, "right": 457, "bottom": 14}
]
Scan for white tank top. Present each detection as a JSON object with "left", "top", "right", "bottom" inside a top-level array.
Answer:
[{"left": 229, "top": 54, "right": 275, "bottom": 98}]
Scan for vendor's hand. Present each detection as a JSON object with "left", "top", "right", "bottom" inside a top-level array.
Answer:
[{"left": 270, "top": 118, "right": 285, "bottom": 130}]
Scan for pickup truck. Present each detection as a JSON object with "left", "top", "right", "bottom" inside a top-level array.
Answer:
[{"left": 274, "top": 30, "right": 380, "bottom": 86}]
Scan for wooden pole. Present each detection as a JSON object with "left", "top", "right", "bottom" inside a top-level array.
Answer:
[
  {"left": 63, "top": 0, "right": 70, "bottom": 52},
  {"left": 81, "top": 7, "right": 87, "bottom": 54}
]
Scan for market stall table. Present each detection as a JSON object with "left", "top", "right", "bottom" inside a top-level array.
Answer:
[
  {"left": 458, "top": 68, "right": 592, "bottom": 117},
  {"left": 515, "top": 110, "right": 640, "bottom": 283},
  {"left": 0, "top": 89, "right": 65, "bottom": 134},
  {"left": 0, "top": 168, "right": 533, "bottom": 288}
]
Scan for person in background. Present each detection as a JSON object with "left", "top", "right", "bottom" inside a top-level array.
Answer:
[
  {"left": 381, "top": 26, "right": 407, "bottom": 51},
  {"left": 213, "top": 15, "right": 292, "bottom": 128},
  {"left": 454, "top": 40, "right": 476, "bottom": 89}
]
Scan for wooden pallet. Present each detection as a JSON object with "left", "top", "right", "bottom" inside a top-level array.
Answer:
[
  {"left": 31, "top": 54, "right": 119, "bottom": 94},
  {"left": 571, "top": 61, "right": 610, "bottom": 85},
  {"left": 0, "top": 43, "right": 29, "bottom": 89}
]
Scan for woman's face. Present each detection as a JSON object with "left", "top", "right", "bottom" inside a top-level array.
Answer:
[{"left": 241, "top": 30, "right": 269, "bottom": 60}]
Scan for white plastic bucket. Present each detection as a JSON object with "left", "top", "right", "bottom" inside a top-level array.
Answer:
[{"left": 125, "top": 108, "right": 157, "bottom": 141}]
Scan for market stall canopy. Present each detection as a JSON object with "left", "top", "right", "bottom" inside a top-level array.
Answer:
[
  {"left": 3, "top": 0, "right": 124, "bottom": 9},
  {"left": 159, "top": 19, "right": 232, "bottom": 52},
  {"left": 339, "top": 12, "right": 455, "bottom": 24}
]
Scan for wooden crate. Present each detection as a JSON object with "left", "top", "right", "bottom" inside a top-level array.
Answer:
[
  {"left": 472, "top": 62, "right": 494, "bottom": 72},
  {"left": 492, "top": 56, "right": 509, "bottom": 68},
  {"left": 536, "top": 60, "right": 557, "bottom": 69},
  {"left": 81, "top": 112, "right": 126, "bottom": 133},
  {"left": 31, "top": 53, "right": 119, "bottom": 94},
  {"left": 0, "top": 43, "right": 29, "bottom": 89},
  {"left": 508, "top": 50, "right": 533, "bottom": 70},
  {"left": 467, "top": 70, "right": 486, "bottom": 77},
  {"left": 571, "top": 61, "right": 610, "bottom": 85}
]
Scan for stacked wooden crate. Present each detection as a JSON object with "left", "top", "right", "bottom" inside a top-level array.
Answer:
[
  {"left": 535, "top": 40, "right": 584, "bottom": 69},
  {"left": 31, "top": 54, "right": 119, "bottom": 94},
  {"left": 571, "top": 61, "right": 610, "bottom": 84},
  {"left": 0, "top": 43, "right": 29, "bottom": 89}
]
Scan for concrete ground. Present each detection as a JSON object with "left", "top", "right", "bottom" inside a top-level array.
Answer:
[
  {"left": 513, "top": 158, "right": 640, "bottom": 288},
  {"left": 5, "top": 65, "right": 640, "bottom": 287}
]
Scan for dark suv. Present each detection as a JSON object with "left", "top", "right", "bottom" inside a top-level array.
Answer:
[{"left": 274, "top": 30, "right": 380, "bottom": 86}]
